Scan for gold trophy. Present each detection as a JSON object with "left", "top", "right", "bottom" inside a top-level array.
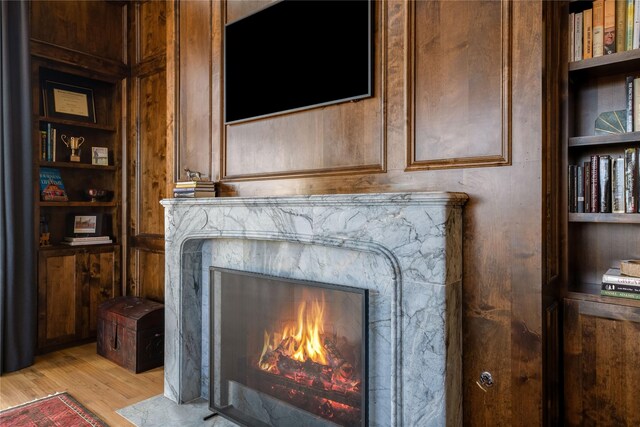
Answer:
[{"left": 61, "top": 135, "right": 85, "bottom": 162}]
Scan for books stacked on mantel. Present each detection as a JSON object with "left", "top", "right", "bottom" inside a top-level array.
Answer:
[
  {"left": 601, "top": 261, "right": 640, "bottom": 300},
  {"left": 61, "top": 236, "right": 113, "bottom": 246},
  {"left": 173, "top": 180, "right": 216, "bottom": 198}
]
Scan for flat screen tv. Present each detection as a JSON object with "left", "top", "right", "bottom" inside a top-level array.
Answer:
[{"left": 224, "top": 0, "right": 373, "bottom": 124}]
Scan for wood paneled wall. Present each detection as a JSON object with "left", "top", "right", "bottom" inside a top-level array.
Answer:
[
  {"left": 169, "top": 0, "right": 552, "bottom": 423},
  {"left": 127, "top": 0, "right": 169, "bottom": 301}
]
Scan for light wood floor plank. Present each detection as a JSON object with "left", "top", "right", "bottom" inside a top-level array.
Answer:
[{"left": 0, "top": 343, "right": 163, "bottom": 426}]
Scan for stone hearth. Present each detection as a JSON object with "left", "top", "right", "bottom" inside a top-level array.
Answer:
[{"left": 161, "top": 192, "right": 466, "bottom": 426}]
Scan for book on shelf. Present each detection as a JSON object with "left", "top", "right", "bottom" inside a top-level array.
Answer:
[
  {"left": 603, "top": 267, "right": 640, "bottom": 285},
  {"left": 569, "top": 165, "right": 577, "bottom": 213},
  {"left": 594, "top": 1, "right": 605, "bottom": 56},
  {"left": 616, "top": 0, "right": 627, "bottom": 52},
  {"left": 621, "top": 259, "right": 640, "bottom": 277},
  {"left": 601, "top": 289, "right": 640, "bottom": 299},
  {"left": 174, "top": 181, "right": 216, "bottom": 188},
  {"left": 634, "top": 0, "right": 640, "bottom": 49},
  {"left": 584, "top": 160, "right": 592, "bottom": 212},
  {"left": 604, "top": 0, "right": 617, "bottom": 54},
  {"left": 599, "top": 155, "right": 611, "bottom": 213},
  {"left": 173, "top": 191, "right": 216, "bottom": 198},
  {"left": 625, "top": 147, "right": 638, "bottom": 212},
  {"left": 590, "top": 155, "right": 600, "bottom": 213},
  {"left": 575, "top": 11, "right": 584, "bottom": 61},
  {"left": 39, "top": 167, "right": 68, "bottom": 201},
  {"left": 602, "top": 281, "right": 640, "bottom": 293},
  {"left": 64, "top": 236, "right": 111, "bottom": 242},
  {"left": 570, "top": 13, "right": 575, "bottom": 62},
  {"left": 61, "top": 238, "right": 112, "bottom": 246},
  {"left": 584, "top": 8, "right": 594, "bottom": 59},
  {"left": 612, "top": 156, "right": 625, "bottom": 213},
  {"left": 627, "top": 0, "right": 635, "bottom": 50},
  {"left": 634, "top": 77, "right": 640, "bottom": 132},
  {"left": 577, "top": 165, "right": 585, "bottom": 212},
  {"left": 40, "top": 131, "right": 47, "bottom": 161},
  {"left": 626, "top": 76, "right": 634, "bottom": 132}
]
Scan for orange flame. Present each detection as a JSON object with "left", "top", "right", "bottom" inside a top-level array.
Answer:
[{"left": 260, "top": 295, "right": 328, "bottom": 369}]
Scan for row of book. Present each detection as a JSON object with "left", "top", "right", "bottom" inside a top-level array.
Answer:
[
  {"left": 40, "top": 123, "right": 58, "bottom": 162},
  {"left": 568, "top": 148, "right": 639, "bottom": 213},
  {"left": 569, "top": 0, "right": 640, "bottom": 62},
  {"left": 601, "top": 260, "right": 640, "bottom": 299},
  {"left": 173, "top": 180, "right": 216, "bottom": 198}
]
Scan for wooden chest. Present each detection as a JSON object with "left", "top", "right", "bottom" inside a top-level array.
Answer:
[{"left": 97, "top": 296, "right": 164, "bottom": 373}]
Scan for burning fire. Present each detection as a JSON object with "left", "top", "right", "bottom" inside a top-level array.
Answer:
[
  {"left": 260, "top": 296, "right": 328, "bottom": 369},
  {"left": 255, "top": 292, "right": 362, "bottom": 425}
]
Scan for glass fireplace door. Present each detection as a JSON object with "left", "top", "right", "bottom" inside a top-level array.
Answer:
[{"left": 210, "top": 268, "right": 368, "bottom": 427}]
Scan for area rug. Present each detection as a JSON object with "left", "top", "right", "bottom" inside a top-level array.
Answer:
[{"left": 0, "top": 392, "right": 108, "bottom": 426}]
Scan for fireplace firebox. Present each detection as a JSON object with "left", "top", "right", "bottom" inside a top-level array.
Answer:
[{"left": 210, "top": 268, "right": 368, "bottom": 426}]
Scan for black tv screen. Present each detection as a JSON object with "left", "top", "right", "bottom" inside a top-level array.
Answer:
[{"left": 224, "top": 0, "right": 373, "bottom": 124}]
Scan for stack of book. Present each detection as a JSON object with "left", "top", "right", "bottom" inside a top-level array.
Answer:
[
  {"left": 173, "top": 180, "right": 216, "bottom": 198},
  {"left": 61, "top": 236, "right": 113, "bottom": 246},
  {"left": 601, "top": 261, "right": 640, "bottom": 300},
  {"left": 569, "top": 147, "right": 638, "bottom": 213}
]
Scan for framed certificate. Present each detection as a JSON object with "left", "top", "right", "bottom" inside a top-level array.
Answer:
[{"left": 43, "top": 81, "right": 96, "bottom": 123}]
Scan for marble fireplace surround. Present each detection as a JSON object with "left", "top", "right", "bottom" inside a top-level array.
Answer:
[{"left": 161, "top": 192, "right": 467, "bottom": 426}]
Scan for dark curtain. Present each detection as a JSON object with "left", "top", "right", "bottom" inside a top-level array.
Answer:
[{"left": 0, "top": 0, "right": 36, "bottom": 374}]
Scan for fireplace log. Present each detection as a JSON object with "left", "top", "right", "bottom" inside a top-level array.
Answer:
[{"left": 252, "top": 367, "right": 362, "bottom": 408}]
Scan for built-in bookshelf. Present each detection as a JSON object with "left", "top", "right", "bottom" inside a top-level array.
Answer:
[
  {"left": 566, "top": 1, "right": 640, "bottom": 300},
  {"left": 32, "top": 58, "right": 124, "bottom": 352}
]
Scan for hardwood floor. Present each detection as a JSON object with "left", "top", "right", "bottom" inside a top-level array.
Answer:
[{"left": 0, "top": 343, "right": 164, "bottom": 426}]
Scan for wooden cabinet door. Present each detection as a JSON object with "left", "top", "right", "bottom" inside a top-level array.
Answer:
[
  {"left": 564, "top": 298, "right": 640, "bottom": 426},
  {"left": 38, "top": 251, "right": 83, "bottom": 350},
  {"left": 38, "top": 246, "right": 121, "bottom": 352}
]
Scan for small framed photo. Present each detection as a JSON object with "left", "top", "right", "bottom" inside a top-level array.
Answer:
[
  {"left": 67, "top": 213, "right": 103, "bottom": 236},
  {"left": 92, "top": 147, "right": 109, "bottom": 166},
  {"left": 43, "top": 80, "right": 96, "bottom": 123}
]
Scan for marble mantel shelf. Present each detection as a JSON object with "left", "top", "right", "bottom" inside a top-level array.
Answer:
[{"left": 161, "top": 191, "right": 467, "bottom": 427}]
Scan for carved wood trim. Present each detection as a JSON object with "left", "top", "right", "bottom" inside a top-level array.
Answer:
[
  {"left": 220, "top": 0, "right": 387, "bottom": 181},
  {"left": 406, "top": 0, "right": 512, "bottom": 170}
]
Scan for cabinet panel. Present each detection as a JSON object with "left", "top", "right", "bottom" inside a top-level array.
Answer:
[
  {"left": 564, "top": 298, "right": 640, "bottom": 426},
  {"left": 43, "top": 254, "right": 78, "bottom": 340}
]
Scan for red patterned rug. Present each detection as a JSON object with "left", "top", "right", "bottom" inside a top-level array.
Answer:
[{"left": 0, "top": 392, "right": 108, "bottom": 426}]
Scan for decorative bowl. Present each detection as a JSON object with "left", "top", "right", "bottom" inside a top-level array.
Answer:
[{"left": 83, "top": 189, "right": 111, "bottom": 202}]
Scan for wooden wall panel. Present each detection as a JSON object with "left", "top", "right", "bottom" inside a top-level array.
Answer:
[
  {"left": 30, "top": 1, "right": 125, "bottom": 64},
  {"left": 137, "top": 71, "right": 167, "bottom": 235},
  {"left": 176, "top": 0, "right": 214, "bottom": 182},
  {"left": 139, "top": 1, "right": 167, "bottom": 62},
  {"left": 222, "top": 0, "right": 385, "bottom": 180},
  {"left": 409, "top": 0, "right": 510, "bottom": 169},
  {"left": 132, "top": 250, "right": 165, "bottom": 302},
  {"left": 128, "top": 1, "right": 168, "bottom": 300}
]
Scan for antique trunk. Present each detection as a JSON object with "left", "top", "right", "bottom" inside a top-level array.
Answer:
[{"left": 97, "top": 296, "right": 164, "bottom": 373}]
